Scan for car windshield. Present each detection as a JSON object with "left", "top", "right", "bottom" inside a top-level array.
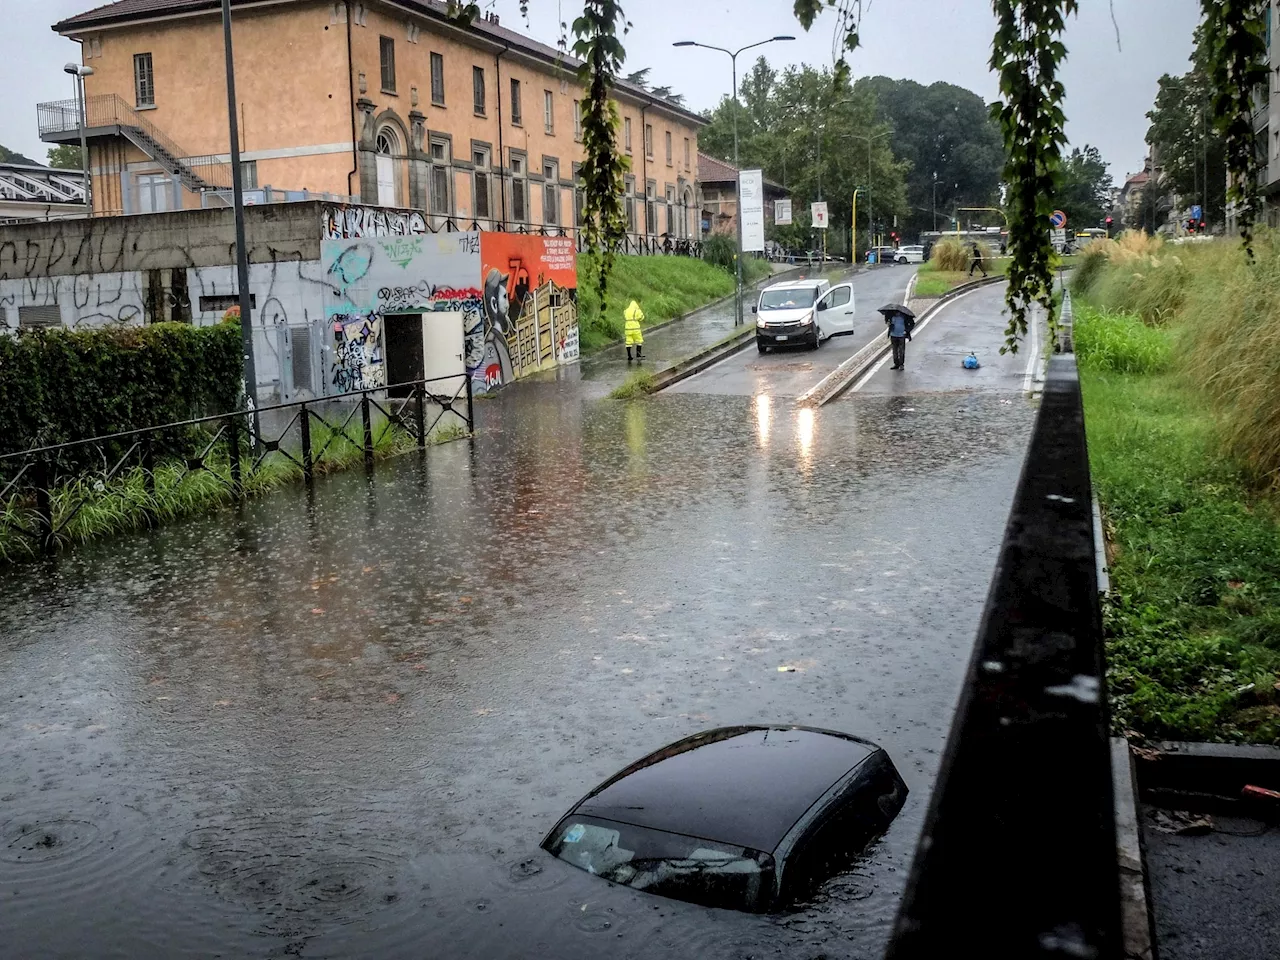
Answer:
[
  {"left": 759, "top": 288, "right": 818, "bottom": 310},
  {"left": 545, "top": 815, "right": 775, "bottom": 912}
]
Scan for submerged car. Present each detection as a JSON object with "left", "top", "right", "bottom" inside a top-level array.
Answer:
[
  {"left": 753, "top": 279, "right": 856, "bottom": 352},
  {"left": 541, "top": 725, "right": 908, "bottom": 913}
]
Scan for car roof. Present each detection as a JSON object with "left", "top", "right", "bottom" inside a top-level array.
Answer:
[
  {"left": 569, "top": 726, "right": 880, "bottom": 854},
  {"left": 762, "top": 280, "right": 825, "bottom": 291}
]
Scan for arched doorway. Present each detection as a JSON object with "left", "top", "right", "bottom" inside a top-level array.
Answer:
[{"left": 682, "top": 187, "right": 696, "bottom": 241}]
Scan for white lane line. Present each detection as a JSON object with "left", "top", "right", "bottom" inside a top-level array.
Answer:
[
  {"left": 850, "top": 283, "right": 993, "bottom": 393},
  {"left": 904, "top": 272, "right": 917, "bottom": 303},
  {"left": 1022, "top": 303, "right": 1041, "bottom": 394}
]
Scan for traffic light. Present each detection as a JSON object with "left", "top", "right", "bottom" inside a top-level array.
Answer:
[
  {"left": 1200, "top": 221, "right": 1206, "bottom": 231},
  {"left": 1186, "top": 218, "right": 1196, "bottom": 233}
]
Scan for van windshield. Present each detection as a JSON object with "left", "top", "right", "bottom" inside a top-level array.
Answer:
[{"left": 759, "top": 288, "right": 818, "bottom": 310}]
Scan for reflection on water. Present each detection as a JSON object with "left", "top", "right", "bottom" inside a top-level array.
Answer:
[
  {"left": 796, "top": 406, "right": 816, "bottom": 476},
  {"left": 754, "top": 394, "right": 772, "bottom": 448},
  {"left": 0, "top": 390, "right": 1037, "bottom": 960}
]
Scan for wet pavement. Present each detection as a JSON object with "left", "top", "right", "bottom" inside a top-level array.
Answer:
[
  {"left": 668, "top": 266, "right": 914, "bottom": 399},
  {"left": 0, "top": 277, "right": 1040, "bottom": 960}
]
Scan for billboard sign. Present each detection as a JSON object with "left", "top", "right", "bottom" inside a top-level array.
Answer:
[{"left": 739, "top": 169, "right": 765, "bottom": 252}]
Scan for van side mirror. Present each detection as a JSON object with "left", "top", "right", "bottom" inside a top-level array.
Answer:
[
  {"left": 817, "top": 300, "right": 828, "bottom": 312},
  {"left": 751, "top": 303, "right": 758, "bottom": 314}
]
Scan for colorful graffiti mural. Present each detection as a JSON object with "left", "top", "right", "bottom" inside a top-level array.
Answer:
[
  {"left": 478, "top": 235, "right": 579, "bottom": 381},
  {"left": 316, "top": 223, "right": 580, "bottom": 395}
]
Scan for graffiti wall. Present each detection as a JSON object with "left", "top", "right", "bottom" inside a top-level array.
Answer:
[{"left": 478, "top": 235, "right": 579, "bottom": 382}]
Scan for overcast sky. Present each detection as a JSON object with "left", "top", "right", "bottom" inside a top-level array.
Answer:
[{"left": 5, "top": 0, "right": 1201, "bottom": 183}]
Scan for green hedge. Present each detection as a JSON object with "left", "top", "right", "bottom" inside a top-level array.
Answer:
[{"left": 0, "top": 322, "right": 243, "bottom": 457}]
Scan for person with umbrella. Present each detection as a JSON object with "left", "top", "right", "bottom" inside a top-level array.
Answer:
[{"left": 879, "top": 303, "right": 916, "bottom": 371}]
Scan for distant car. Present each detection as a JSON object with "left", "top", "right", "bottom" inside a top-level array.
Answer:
[
  {"left": 541, "top": 726, "right": 908, "bottom": 913},
  {"left": 894, "top": 245, "right": 925, "bottom": 264},
  {"left": 752, "top": 278, "right": 856, "bottom": 352},
  {"left": 866, "top": 245, "right": 898, "bottom": 265}
]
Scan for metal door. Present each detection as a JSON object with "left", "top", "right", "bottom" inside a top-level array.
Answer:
[
  {"left": 422, "top": 311, "right": 467, "bottom": 435},
  {"left": 816, "top": 283, "right": 856, "bottom": 338},
  {"left": 376, "top": 155, "right": 396, "bottom": 207}
]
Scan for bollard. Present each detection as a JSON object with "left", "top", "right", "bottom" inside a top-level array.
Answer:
[
  {"left": 360, "top": 393, "right": 374, "bottom": 470},
  {"left": 32, "top": 457, "right": 53, "bottom": 554},
  {"left": 227, "top": 415, "right": 242, "bottom": 499},
  {"left": 415, "top": 384, "right": 427, "bottom": 450},
  {"left": 465, "top": 373, "right": 475, "bottom": 434},
  {"left": 299, "top": 403, "right": 313, "bottom": 486}
]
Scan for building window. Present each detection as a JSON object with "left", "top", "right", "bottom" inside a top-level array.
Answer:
[
  {"left": 574, "top": 100, "right": 583, "bottom": 141},
  {"left": 573, "top": 165, "right": 585, "bottom": 227},
  {"left": 510, "top": 151, "right": 528, "bottom": 222},
  {"left": 473, "top": 65, "right": 486, "bottom": 116},
  {"left": 665, "top": 130, "right": 672, "bottom": 165},
  {"left": 624, "top": 117, "right": 632, "bottom": 154},
  {"left": 239, "top": 160, "right": 258, "bottom": 190},
  {"left": 430, "top": 52, "right": 445, "bottom": 105},
  {"left": 645, "top": 179, "right": 656, "bottom": 235},
  {"left": 644, "top": 123, "right": 653, "bottom": 159},
  {"left": 473, "top": 145, "right": 491, "bottom": 220},
  {"left": 684, "top": 137, "right": 690, "bottom": 169},
  {"left": 430, "top": 138, "right": 451, "bottom": 216},
  {"left": 134, "top": 52, "right": 154, "bottom": 107},
  {"left": 135, "top": 172, "right": 170, "bottom": 213},
  {"left": 665, "top": 183, "right": 675, "bottom": 235},
  {"left": 624, "top": 175, "right": 636, "bottom": 232},
  {"left": 379, "top": 36, "right": 396, "bottom": 93},
  {"left": 510, "top": 78, "right": 522, "bottom": 126},
  {"left": 544, "top": 90, "right": 554, "bottom": 134},
  {"left": 543, "top": 159, "right": 559, "bottom": 226}
]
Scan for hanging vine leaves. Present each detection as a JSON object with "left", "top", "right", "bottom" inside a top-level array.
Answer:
[
  {"left": 988, "top": 0, "right": 1076, "bottom": 353},
  {"left": 570, "top": 2, "right": 631, "bottom": 315},
  {"left": 1199, "top": 0, "right": 1267, "bottom": 258}
]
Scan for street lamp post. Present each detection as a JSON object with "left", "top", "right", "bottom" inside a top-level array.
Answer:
[
  {"left": 63, "top": 63, "right": 94, "bottom": 217},
  {"left": 932, "top": 172, "right": 938, "bottom": 232},
  {"left": 673, "top": 35, "right": 794, "bottom": 326},
  {"left": 846, "top": 130, "right": 889, "bottom": 259},
  {"left": 221, "top": 0, "right": 259, "bottom": 430}
]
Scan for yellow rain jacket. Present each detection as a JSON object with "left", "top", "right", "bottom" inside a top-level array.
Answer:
[{"left": 624, "top": 300, "right": 645, "bottom": 346}]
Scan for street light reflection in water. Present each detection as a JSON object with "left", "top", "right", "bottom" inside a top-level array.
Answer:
[
  {"left": 754, "top": 394, "right": 772, "bottom": 447},
  {"left": 796, "top": 407, "right": 815, "bottom": 475}
]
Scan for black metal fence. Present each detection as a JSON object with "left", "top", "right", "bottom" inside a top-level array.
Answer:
[
  {"left": 886, "top": 353, "right": 1120, "bottom": 958},
  {"left": 0, "top": 374, "right": 473, "bottom": 556}
]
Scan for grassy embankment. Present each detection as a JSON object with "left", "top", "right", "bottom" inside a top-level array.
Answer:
[
  {"left": 1075, "top": 232, "right": 1280, "bottom": 743},
  {"left": 576, "top": 253, "right": 772, "bottom": 353}
]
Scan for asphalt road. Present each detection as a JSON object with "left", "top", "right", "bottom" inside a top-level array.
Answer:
[{"left": 667, "top": 265, "right": 917, "bottom": 398}]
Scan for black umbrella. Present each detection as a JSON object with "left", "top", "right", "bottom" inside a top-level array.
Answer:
[{"left": 877, "top": 303, "right": 916, "bottom": 319}]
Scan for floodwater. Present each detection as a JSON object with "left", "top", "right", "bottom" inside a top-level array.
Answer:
[{"left": 1, "top": 331, "right": 1037, "bottom": 958}]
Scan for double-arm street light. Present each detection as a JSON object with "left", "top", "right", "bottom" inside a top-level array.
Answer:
[
  {"left": 673, "top": 35, "right": 794, "bottom": 325},
  {"left": 63, "top": 63, "right": 94, "bottom": 217}
]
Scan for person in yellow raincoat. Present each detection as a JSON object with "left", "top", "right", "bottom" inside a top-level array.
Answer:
[{"left": 624, "top": 300, "right": 644, "bottom": 361}]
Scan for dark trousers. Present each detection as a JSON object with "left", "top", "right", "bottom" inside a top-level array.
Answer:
[
  {"left": 891, "top": 336, "right": 907, "bottom": 368},
  {"left": 969, "top": 257, "right": 987, "bottom": 277}
]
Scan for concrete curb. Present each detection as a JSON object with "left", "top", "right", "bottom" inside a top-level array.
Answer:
[
  {"left": 1112, "top": 739, "right": 1156, "bottom": 960},
  {"left": 648, "top": 327, "right": 757, "bottom": 393},
  {"left": 796, "top": 274, "right": 1008, "bottom": 408}
]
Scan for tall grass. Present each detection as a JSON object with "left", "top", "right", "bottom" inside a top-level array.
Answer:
[
  {"left": 930, "top": 237, "right": 991, "bottom": 271},
  {"left": 1075, "top": 304, "right": 1172, "bottom": 375}
]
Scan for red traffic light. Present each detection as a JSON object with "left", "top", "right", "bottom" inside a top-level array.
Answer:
[
  {"left": 1200, "top": 221, "right": 1206, "bottom": 229},
  {"left": 1105, "top": 217, "right": 1113, "bottom": 224}
]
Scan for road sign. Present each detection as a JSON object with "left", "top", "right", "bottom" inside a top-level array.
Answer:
[
  {"left": 774, "top": 198, "right": 792, "bottom": 225},
  {"left": 1191, "top": 204, "right": 1202, "bottom": 221},
  {"left": 1051, "top": 228, "right": 1067, "bottom": 247},
  {"left": 811, "top": 201, "right": 829, "bottom": 229},
  {"left": 1049, "top": 209, "right": 1067, "bottom": 229},
  {"left": 739, "top": 169, "right": 765, "bottom": 252}
]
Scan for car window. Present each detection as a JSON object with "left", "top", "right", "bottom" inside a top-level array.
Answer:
[
  {"left": 826, "top": 287, "right": 851, "bottom": 309},
  {"left": 758, "top": 288, "right": 818, "bottom": 310},
  {"left": 545, "top": 815, "right": 776, "bottom": 912}
]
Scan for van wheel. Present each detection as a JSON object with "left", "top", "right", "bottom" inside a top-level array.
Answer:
[{"left": 757, "top": 342, "right": 767, "bottom": 354}]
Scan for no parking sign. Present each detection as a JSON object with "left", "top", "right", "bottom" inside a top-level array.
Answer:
[{"left": 1049, "top": 209, "right": 1067, "bottom": 229}]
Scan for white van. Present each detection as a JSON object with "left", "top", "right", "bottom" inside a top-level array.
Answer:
[{"left": 752, "top": 278, "right": 856, "bottom": 352}]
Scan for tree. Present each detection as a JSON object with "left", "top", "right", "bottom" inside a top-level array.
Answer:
[
  {"left": 1057, "top": 145, "right": 1114, "bottom": 231},
  {"left": 697, "top": 62, "right": 908, "bottom": 256},
  {"left": 0, "top": 143, "right": 38, "bottom": 166},
  {"left": 46, "top": 145, "right": 83, "bottom": 170},
  {"left": 856, "top": 77, "right": 1005, "bottom": 240},
  {"left": 1146, "top": 32, "right": 1226, "bottom": 228}
]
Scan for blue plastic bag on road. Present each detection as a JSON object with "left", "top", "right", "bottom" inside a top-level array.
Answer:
[{"left": 962, "top": 352, "right": 980, "bottom": 370}]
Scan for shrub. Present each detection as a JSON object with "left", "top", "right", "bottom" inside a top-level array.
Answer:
[
  {"left": 1075, "top": 304, "right": 1171, "bottom": 375},
  {"left": 930, "top": 237, "right": 990, "bottom": 271},
  {"left": 0, "top": 322, "right": 243, "bottom": 459},
  {"left": 1070, "top": 240, "right": 1113, "bottom": 298},
  {"left": 701, "top": 233, "right": 737, "bottom": 272}
]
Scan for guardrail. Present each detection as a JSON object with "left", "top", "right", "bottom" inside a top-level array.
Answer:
[
  {"left": 886, "top": 352, "right": 1121, "bottom": 958},
  {"left": 0, "top": 375, "right": 472, "bottom": 557}
]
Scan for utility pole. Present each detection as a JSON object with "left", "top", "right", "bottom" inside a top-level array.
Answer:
[
  {"left": 221, "top": 0, "right": 259, "bottom": 428},
  {"left": 64, "top": 63, "right": 94, "bottom": 217}
]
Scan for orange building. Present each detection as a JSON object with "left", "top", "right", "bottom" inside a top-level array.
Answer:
[{"left": 41, "top": 0, "right": 705, "bottom": 241}]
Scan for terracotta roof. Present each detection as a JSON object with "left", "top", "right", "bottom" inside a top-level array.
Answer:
[
  {"left": 697, "top": 152, "right": 785, "bottom": 191},
  {"left": 53, "top": 0, "right": 705, "bottom": 126}
]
